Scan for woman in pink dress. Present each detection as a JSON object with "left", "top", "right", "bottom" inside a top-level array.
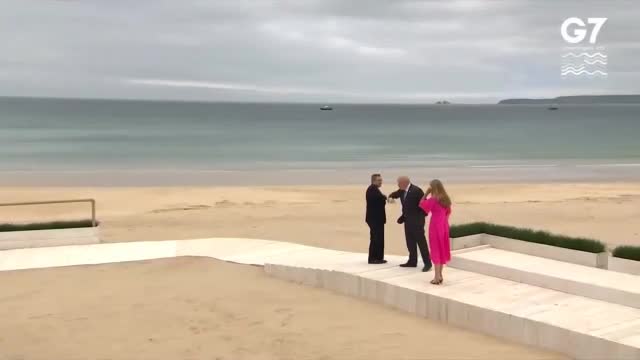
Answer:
[{"left": 419, "top": 179, "right": 452, "bottom": 285}]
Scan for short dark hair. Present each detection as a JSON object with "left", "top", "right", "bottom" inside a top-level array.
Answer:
[{"left": 371, "top": 173, "right": 381, "bottom": 183}]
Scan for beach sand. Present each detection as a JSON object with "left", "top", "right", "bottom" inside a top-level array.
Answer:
[
  {"left": 1, "top": 182, "right": 638, "bottom": 359},
  {"left": 1, "top": 183, "right": 639, "bottom": 250},
  {"left": 0, "top": 257, "right": 567, "bottom": 360}
]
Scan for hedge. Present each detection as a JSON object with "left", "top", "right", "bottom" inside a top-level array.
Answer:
[
  {"left": 0, "top": 220, "right": 98, "bottom": 233},
  {"left": 450, "top": 222, "right": 606, "bottom": 253},
  {"left": 612, "top": 246, "right": 640, "bottom": 261}
]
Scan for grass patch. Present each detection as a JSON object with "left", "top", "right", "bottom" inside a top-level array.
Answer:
[
  {"left": 0, "top": 220, "right": 98, "bottom": 233},
  {"left": 612, "top": 246, "right": 640, "bottom": 262},
  {"left": 450, "top": 222, "right": 606, "bottom": 253}
]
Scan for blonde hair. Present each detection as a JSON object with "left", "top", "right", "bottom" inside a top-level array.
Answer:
[{"left": 430, "top": 179, "right": 452, "bottom": 208}]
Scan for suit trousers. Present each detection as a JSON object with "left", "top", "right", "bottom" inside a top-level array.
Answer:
[
  {"left": 404, "top": 220, "right": 431, "bottom": 266},
  {"left": 367, "top": 222, "right": 385, "bottom": 262}
]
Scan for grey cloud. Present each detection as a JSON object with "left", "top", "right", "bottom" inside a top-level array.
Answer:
[{"left": 0, "top": 0, "right": 638, "bottom": 103}]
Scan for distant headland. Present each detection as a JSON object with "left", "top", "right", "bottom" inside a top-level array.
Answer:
[{"left": 498, "top": 95, "right": 640, "bottom": 105}]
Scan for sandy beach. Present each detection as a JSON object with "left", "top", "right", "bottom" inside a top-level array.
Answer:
[
  {"left": 0, "top": 257, "right": 568, "bottom": 360},
  {"left": 1, "top": 182, "right": 638, "bottom": 359},
  {"left": 1, "top": 182, "right": 639, "bottom": 250}
]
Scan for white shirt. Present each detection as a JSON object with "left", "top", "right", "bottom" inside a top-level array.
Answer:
[
  {"left": 399, "top": 183, "right": 412, "bottom": 215},
  {"left": 403, "top": 183, "right": 412, "bottom": 200}
]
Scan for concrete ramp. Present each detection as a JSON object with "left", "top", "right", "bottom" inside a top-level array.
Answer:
[
  {"left": 450, "top": 247, "right": 640, "bottom": 309},
  {"left": 267, "top": 262, "right": 640, "bottom": 360},
  {"left": 1, "top": 238, "right": 638, "bottom": 360}
]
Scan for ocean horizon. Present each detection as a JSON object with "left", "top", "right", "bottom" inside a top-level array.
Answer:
[{"left": 2, "top": 97, "right": 639, "bottom": 185}]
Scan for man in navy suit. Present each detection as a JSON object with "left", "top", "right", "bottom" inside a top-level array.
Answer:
[
  {"left": 389, "top": 176, "right": 432, "bottom": 271},
  {"left": 365, "top": 173, "right": 387, "bottom": 264}
]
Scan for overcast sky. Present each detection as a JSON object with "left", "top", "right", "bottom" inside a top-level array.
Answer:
[{"left": 1, "top": 0, "right": 639, "bottom": 103}]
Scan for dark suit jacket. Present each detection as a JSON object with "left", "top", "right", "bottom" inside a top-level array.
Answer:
[
  {"left": 365, "top": 184, "right": 387, "bottom": 225},
  {"left": 389, "top": 184, "right": 426, "bottom": 225}
]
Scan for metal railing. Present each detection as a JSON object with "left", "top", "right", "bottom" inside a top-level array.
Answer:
[{"left": 0, "top": 199, "right": 97, "bottom": 227}]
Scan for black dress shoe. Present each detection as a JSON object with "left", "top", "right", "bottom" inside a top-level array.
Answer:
[
  {"left": 368, "top": 259, "right": 387, "bottom": 264},
  {"left": 422, "top": 264, "right": 433, "bottom": 272},
  {"left": 399, "top": 263, "right": 417, "bottom": 268}
]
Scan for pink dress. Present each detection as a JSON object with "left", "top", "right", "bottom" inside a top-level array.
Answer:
[{"left": 419, "top": 197, "right": 452, "bottom": 265}]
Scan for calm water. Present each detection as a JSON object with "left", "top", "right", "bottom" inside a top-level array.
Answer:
[{"left": 1, "top": 97, "right": 639, "bottom": 184}]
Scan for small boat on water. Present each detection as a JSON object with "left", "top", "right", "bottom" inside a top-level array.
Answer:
[
  {"left": 548, "top": 104, "right": 559, "bottom": 110},
  {"left": 320, "top": 105, "right": 333, "bottom": 110}
]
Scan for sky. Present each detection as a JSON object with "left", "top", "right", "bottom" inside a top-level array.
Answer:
[{"left": 1, "top": 0, "right": 639, "bottom": 103}]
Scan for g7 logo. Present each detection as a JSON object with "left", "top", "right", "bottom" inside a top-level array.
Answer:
[{"left": 561, "top": 17, "right": 607, "bottom": 44}]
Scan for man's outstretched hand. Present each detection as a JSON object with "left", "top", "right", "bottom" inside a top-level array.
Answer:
[{"left": 389, "top": 189, "right": 403, "bottom": 199}]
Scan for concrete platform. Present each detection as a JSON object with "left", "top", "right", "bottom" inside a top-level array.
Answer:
[
  {"left": 0, "top": 240, "right": 177, "bottom": 271},
  {"left": 1, "top": 238, "right": 639, "bottom": 359},
  {"left": 0, "top": 227, "right": 100, "bottom": 250},
  {"left": 450, "top": 247, "right": 640, "bottom": 309},
  {"left": 267, "top": 262, "right": 640, "bottom": 360}
]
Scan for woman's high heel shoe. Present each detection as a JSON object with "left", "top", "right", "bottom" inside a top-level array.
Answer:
[{"left": 430, "top": 278, "right": 443, "bottom": 285}]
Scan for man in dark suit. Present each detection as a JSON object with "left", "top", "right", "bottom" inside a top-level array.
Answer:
[
  {"left": 365, "top": 173, "right": 387, "bottom": 264},
  {"left": 389, "top": 176, "right": 432, "bottom": 271}
]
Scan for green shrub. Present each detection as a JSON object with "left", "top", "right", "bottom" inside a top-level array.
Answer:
[
  {"left": 449, "top": 222, "right": 486, "bottom": 238},
  {"left": 612, "top": 246, "right": 640, "bottom": 261},
  {"left": 450, "top": 222, "right": 606, "bottom": 253},
  {"left": 0, "top": 220, "right": 98, "bottom": 233}
]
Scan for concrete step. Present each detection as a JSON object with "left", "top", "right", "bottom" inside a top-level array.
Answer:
[
  {"left": 266, "top": 260, "right": 640, "bottom": 360},
  {"left": 450, "top": 247, "right": 640, "bottom": 309}
]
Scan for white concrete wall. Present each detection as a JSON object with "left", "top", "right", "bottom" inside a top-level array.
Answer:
[
  {"left": 609, "top": 256, "right": 640, "bottom": 275},
  {"left": 482, "top": 234, "right": 607, "bottom": 268},
  {"left": 451, "top": 233, "right": 484, "bottom": 250},
  {"left": 0, "top": 227, "right": 100, "bottom": 250}
]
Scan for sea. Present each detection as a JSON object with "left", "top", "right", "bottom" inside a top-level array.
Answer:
[{"left": 1, "top": 97, "right": 639, "bottom": 185}]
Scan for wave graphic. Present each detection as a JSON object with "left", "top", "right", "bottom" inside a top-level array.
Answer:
[
  {"left": 561, "top": 65, "right": 586, "bottom": 70},
  {"left": 561, "top": 64, "right": 606, "bottom": 71},
  {"left": 562, "top": 61, "right": 606, "bottom": 66},
  {"left": 561, "top": 52, "right": 607, "bottom": 58},
  {"left": 561, "top": 69, "right": 608, "bottom": 76},
  {"left": 561, "top": 51, "right": 607, "bottom": 76},
  {"left": 583, "top": 59, "right": 607, "bottom": 65}
]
